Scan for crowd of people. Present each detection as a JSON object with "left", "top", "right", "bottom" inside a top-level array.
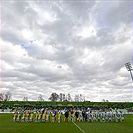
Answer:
[{"left": 12, "top": 108, "right": 125, "bottom": 123}]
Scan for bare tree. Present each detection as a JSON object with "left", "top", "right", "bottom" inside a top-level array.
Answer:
[
  {"left": 102, "top": 99, "right": 105, "bottom": 102},
  {"left": 62, "top": 94, "right": 66, "bottom": 101},
  {"left": 59, "top": 93, "right": 63, "bottom": 102},
  {"left": 0, "top": 93, "right": 4, "bottom": 101},
  {"left": 75, "top": 94, "right": 79, "bottom": 102},
  {"left": 23, "top": 97, "right": 28, "bottom": 101},
  {"left": 4, "top": 91, "right": 12, "bottom": 101},
  {"left": 79, "top": 94, "right": 85, "bottom": 102},
  {"left": 48, "top": 93, "right": 59, "bottom": 101},
  {"left": 67, "top": 94, "right": 72, "bottom": 102},
  {"left": 38, "top": 94, "right": 44, "bottom": 101}
]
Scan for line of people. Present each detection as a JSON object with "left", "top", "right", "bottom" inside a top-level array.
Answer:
[{"left": 12, "top": 109, "right": 125, "bottom": 123}]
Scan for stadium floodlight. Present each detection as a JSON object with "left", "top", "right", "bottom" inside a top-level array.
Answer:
[{"left": 125, "top": 62, "right": 133, "bottom": 82}]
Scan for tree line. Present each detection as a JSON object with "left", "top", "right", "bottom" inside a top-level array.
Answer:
[
  {"left": 0, "top": 92, "right": 85, "bottom": 102},
  {"left": 48, "top": 93, "right": 85, "bottom": 102},
  {"left": 0, "top": 91, "right": 12, "bottom": 101}
]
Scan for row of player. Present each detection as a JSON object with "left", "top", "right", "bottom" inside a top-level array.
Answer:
[{"left": 13, "top": 109, "right": 125, "bottom": 123}]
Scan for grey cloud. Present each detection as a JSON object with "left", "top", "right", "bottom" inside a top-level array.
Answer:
[
  {"left": 102, "top": 44, "right": 132, "bottom": 71},
  {"left": 1, "top": 0, "right": 132, "bottom": 101},
  {"left": 105, "top": 2, "right": 132, "bottom": 28},
  {"left": 2, "top": 27, "right": 26, "bottom": 44},
  {"left": 94, "top": 2, "right": 132, "bottom": 30}
]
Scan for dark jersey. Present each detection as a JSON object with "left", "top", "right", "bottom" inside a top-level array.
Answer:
[
  {"left": 75, "top": 111, "right": 79, "bottom": 118},
  {"left": 65, "top": 111, "right": 69, "bottom": 118}
]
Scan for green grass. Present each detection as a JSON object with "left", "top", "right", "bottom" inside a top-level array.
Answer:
[{"left": 0, "top": 114, "right": 133, "bottom": 133}]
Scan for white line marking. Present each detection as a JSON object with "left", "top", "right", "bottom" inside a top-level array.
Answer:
[
  {"left": 68, "top": 118, "right": 85, "bottom": 133},
  {"left": 72, "top": 121, "right": 86, "bottom": 133}
]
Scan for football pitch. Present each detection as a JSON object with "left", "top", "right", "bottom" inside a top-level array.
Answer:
[{"left": 0, "top": 114, "right": 132, "bottom": 133}]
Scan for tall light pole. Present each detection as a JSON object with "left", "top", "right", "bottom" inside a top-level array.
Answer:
[{"left": 125, "top": 62, "right": 133, "bottom": 82}]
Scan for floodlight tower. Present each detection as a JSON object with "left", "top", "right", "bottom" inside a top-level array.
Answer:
[{"left": 125, "top": 62, "right": 133, "bottom": 82}]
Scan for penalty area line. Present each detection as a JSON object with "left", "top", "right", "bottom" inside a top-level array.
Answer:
[{"left": 72, "top": 122, "right": 86, "bottom": 133}]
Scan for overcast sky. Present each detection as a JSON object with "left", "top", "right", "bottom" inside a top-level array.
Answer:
[{"left": 1, "top": 0, "right": 132, "bottom": 102}]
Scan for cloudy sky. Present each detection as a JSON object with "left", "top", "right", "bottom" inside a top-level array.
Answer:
[{"left": 1, "top": 0, "right": 132, "bottom": 102}]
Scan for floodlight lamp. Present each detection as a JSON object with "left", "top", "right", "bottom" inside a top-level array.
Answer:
[{"left": 125, "top": 62, "right": 132, "bottom": 71}]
